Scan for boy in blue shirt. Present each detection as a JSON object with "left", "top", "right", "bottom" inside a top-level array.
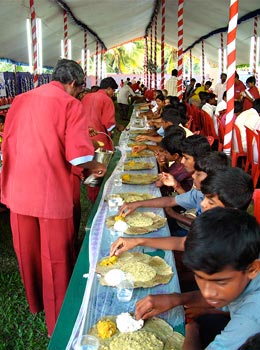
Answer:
[{"left": 134, "top": 208, "right": 260, "bottom": 350}]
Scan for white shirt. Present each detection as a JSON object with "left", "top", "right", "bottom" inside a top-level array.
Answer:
[
  {"left": 165, "top": 76, "right": 178, "bottom": 96},
  {"left": 234, "top": 108, "right": 260, "bottom": 152},
  {"left": 214, "top": 82, "right": 227, "bottom": 104},
  {"left": 215, "top": 100, "right": 227, "bottom": 117},
  {"left": 202, "top": 103, "right": 218, "bottom": 135},
  {"left": 117, "top": 85, "right": 135, "bottom": 105}
]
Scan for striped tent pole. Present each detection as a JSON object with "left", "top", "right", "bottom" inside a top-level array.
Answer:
[
  {"left": 253, "top": 16, "right": 258, "bottom": 86},
  {"left": 221, "top": 32, "right": 224, "bottom": 72},
  {"left": 160, "top": 0, "right": 166, "bottom": 89},
  {"left": 84, "top": 30, "right": 88, "bottom": 78},
  {"left": 30, "top": 0, "right": 38, "bottom": 88},
  {"left": 95, "top": 40, "right": 99, "bottom": 85},
  {"left": 223, "top": 0, "right": 239, "bottom": 156},
  {"left": 150, "top": 26, "right": 153, "bottom": 89},
  {"left": 63, "top": 10, "right": 68, "bottom": 59},
  {"left": 144, "top": 35, "right": 148, "bottom": 87},
  {"left": 189, "top": 49, "right": 192, "bottom": 81},
  {"left": 177, "top": 0, "right": 184, "bottom": 99},
  {"left": 154, "top": 11, "right": 158, "bottom": 88},
  {"left": 201, "top": 39, "right": 205, "bottom": 83}
]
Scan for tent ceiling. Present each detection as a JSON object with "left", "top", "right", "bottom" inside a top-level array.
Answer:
[{"left": 0, "top": 0, "right": 259, "bottom": 69}]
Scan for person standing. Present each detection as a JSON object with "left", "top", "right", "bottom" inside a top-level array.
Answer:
[
  {"left": 165, "top": 69, "right": 178, "bottom": 97},
  {"left": 213, "top": 73, "right": 227, "bottom": 104},
  {"left": 117, "top": 82, "right": 138, "bottom": 120},
  {"left": 82, "top": 77, "right": 124, "bottom": 151},
  {"left": 0, "top": 59, "right": 106, "bottom": 336}
]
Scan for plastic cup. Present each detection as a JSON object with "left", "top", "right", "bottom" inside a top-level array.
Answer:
[
  {"left": 116, "top": 275, "right": 134, "bottom": 302},
  {"left": 114, "top": 176, "right": 122, "bottom": 187},
  {"left": 74, "top": 334, "right": 99, "bottom": 350}
]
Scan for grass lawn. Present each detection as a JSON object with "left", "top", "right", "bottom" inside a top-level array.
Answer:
[{"left": 0, "top": 103, "right": 128, "bottom": 350}]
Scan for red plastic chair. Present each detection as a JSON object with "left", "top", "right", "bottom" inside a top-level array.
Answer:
[
  {"left": 231, "top": 124, "right": 247, "bottom": 168},
  {"left": 216, "top": 117, "right": 224, "bottom": 152},
  {"left": 245, "top": 126, "right": 257, "bottom": 176},
  {"left": 185, "top": 116, "right": 193, "bottom": 130},
  {"left": 253, "top": 189, "right": 260, "bottom": 224},
  {"left": 189, "top": 104, "right": 201, "bottom": 131},
  {"left": 200, "top": 110, "right": 219, "bottom": 149}
]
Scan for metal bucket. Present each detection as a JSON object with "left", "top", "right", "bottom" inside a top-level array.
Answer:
[
  {"left": 93, "top": 148, "right": 114, "bottom": 166},
  {"left": 85, "top": 148, "right": 114, "bottom": 187}
]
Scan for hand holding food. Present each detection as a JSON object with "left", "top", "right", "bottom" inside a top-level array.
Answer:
[
  {"left": 135, "top": 293, "right": 180, "bottom": 321},
  {"left": 119, "top": 201, "right": 140, "bottom": 216},
  {"left": 159, "top": 172, "right": 177, "bottom": 187},
  {"left": 110, "top": 237, "right": 140, "bottom": 256}
]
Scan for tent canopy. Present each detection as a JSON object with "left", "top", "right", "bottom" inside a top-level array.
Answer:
[{"left": 0, "top": 0, "right": 259, "bottom": 68}]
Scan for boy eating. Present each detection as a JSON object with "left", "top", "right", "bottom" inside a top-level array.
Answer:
[{"left": 135, "top": 208, "right": 260, "bottom": 350}]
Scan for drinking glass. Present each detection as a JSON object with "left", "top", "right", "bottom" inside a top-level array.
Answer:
[
  {"left": 74, "top": 334, "right": 99, "bottom": 350},
  {"left": 116, "top": 274, "right": 134, "bottom": 302},
  {"left": 114, "top": 175, "right": 122, "bottom": 187}
]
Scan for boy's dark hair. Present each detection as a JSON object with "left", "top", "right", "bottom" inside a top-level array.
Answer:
[
  {"left": 253, "top": 98, "right": 260, "bottom": 113},
  {"left": 181, "top": 135, "right": 211, "bottom": 161},
  {"left": 165, "top": 96, "right": 180, "bottom": 108},
  {"left": 0, "top": 115, "right": 5, "bottom": 124},
  {"left": 246, "top": 76, "right": 256, "bottom": 85},
  {"left": 164, "top": 125, "right": 186, "bottom": 138},
  {"left": 183, "top": 207, "right": 260, "bottom": 274},
  {"left": 234, "top": 100, "right": 243, "bottom": 114},
  {"left": 172, "top": 69, "right": 178, "bottom": 77},
  {"left": 222, "top": 91, "right": 227, "bottom": 99},
  {"left": 100, "top": 77, "right": 118, "bottom": 90},
  {"left": 206, "top": 93, "right": 216, "bottom": 103},
  {"left": 194, "top": 151, "right": 229, "bottom": 174},
  {"left": 238, "top": 332, "right": 260, "bottom": 350},
  {"left": 205, "top": 81, "right": 212, "bottom": 87},
  {"left": 161, "top": 107, "right": 182, "bottom": 125},
  {"left": 160, "top": 134, "right": 184, "bottom": 156},
  {"left": 52, "top": 59, "right": 84, "bottom": 86},
  {"left": 201, "top": 167, "right": 254, "bottom": 210},
  {"left": 155, "top": 93, "right": 165, "bottom": 102}
]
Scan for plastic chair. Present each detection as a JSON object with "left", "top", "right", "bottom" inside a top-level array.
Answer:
[
  {"left": 216, "top": 117, "right": 224, "bottom": 152},
  {"left": 251, "top": 130, "right": 260, "bottom": 188},
  {"left": 200, "top": 110, "right": 219, "bottom": 149},
  {"left": 253, "top": 189, "right": 260, "bottom": 224},
  {"left": 189, "top": 104, "right": 201, "bottom": 131},
  {"left": 245, "top": 126, "right": 257, "bottom": 176},
  {"left": 185, "top": 116, "right": 193, "bottom": 130},
  {"left": 231, "top": 124, "right": 247, "bottom": 168}
]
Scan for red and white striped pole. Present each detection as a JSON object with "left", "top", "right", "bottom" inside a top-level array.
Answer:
[
  {"left": 201, "top": 40, "right": 205, "bottom": 83},
  {"left": 177, "top": 0, "right": 184, "bottom": 99},
  {"left": 221, "top": 32, "right": 224, "bottom": 73},
  {"left": 30, "top": 0, "right": 38, "bottom": 88},
  {"left": 63, "top": 10, "right": 68, "bottom": 59},
  {"left": 253, "top": 16, "right": 258, "bottom": 86},
  {"left": 84, "top": 30, "right": 88, "bottom": 77},
  {"left": 223, "top": 0, "right": 239, "bottom": 156},
  {"left": 160, "top": 0, "right": 166, "bottom": 89},
  {"left": 95, "top": 40, "right": 99, "bottom": 85},
  {"left": 144, "top": 35, "right": 148, "bottom": 87},
  {"left": 189, "top": 49, "right": 192, "bottom": 81},
  {"left": 154, "top": 11, "right": 158, "bottom": 89},
  {"left": 150, "top": 26, "right": 153, "bottom": 89}
]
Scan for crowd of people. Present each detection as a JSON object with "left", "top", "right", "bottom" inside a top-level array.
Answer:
[{"left": 1, "top": 59, "right": 260, "bottom": 349}]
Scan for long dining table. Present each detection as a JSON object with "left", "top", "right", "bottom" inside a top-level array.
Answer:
[{"left": 48, "top": 114, "right": 185, "bottom": 350}]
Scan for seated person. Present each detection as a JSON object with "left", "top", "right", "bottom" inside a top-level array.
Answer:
[
  {"left": 241, "top": 76, "right": 260, "bottom": 111},
  {"left": 177, "top": 208, "right": 260, "bottom": 350},
  {"left": 140, "top": 93, "right": 165, "bottom": 120},
  {"left": 215, "top": 91, "right": 227, "bottom": 118},
  {"left": 110, "top": 166, "right": 253, "bottom": 256},
  {"left": 155, "top": 131, "right": 193, "bottom": 195},
  {"left": 133, "top": 107, "right": 189, "bottom": 153}
]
